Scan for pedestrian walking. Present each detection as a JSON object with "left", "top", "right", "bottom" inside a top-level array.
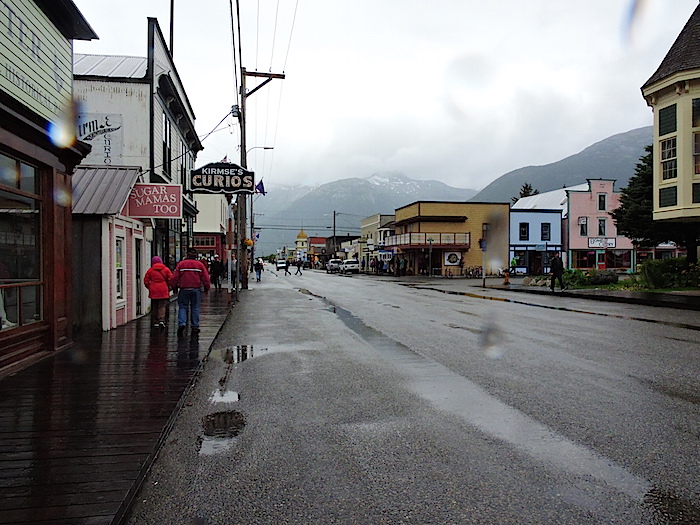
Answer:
[
  {"left": 170, "top": 247, "right": 211, "bottom": 336},
  {"left": 210, "top": 255, "right": 224, "bottom": 290},
  {"left": 549, "top": 251, "right": 566, "bottom": 292},
  {"left": 295, "top": 259, "right": 303, "bottom": 275},
  {"left": 144, "top": 256, "right": 173, "bottom": 328},
  {"left": 254, "top": 259, "right": 264, "bottom": 282},
  {"left": 284, "top": 260, "right": 291, "bottom": 276}
]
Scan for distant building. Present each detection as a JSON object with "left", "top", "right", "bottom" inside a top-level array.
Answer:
[
  {"left": 566, "top": 180, "right": 635, "bottom": 271},
  {"left": 385, "top": 202, "right": 510, "bottom": 276},
  {"left": 361, "top": 214, "right": 395, "bottom": 272},
  {"left": 512, "top": 184, "right": 586, "bottom": 271}
]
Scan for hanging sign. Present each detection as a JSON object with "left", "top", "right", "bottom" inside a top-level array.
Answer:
[
  {"left": 127, "top": 184, "right": 182, "bottom": 218},
  {"left": 189, "top": 163, "right": 254, "bottom": 194}
]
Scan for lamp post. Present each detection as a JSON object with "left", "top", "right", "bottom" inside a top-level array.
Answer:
[{"left": 247, "top": 146, "right": 273, "bottom": 266}]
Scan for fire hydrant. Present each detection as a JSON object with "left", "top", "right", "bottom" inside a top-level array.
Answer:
[{"left": 503, "top": 270, "right": 510, "bottom": 285}]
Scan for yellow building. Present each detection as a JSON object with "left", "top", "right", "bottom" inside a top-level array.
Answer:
[
  {"left": 294, "top": 228, "right": 308, "bottom": 260},
  {"left": 384, "top": 202, "right": 510, "bottom": 276},
  {"left": 642, "top": 4, "right": 700, "bottom": 222}
]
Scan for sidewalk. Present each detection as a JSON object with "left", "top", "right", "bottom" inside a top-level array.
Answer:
[
  {"left": 403, "top": 274, "right": 700, "bottom": 311},
  {"left": 0, "top": 290, "right": 232, "bottom": 525}
]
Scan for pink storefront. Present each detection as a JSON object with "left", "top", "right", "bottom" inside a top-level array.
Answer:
[{"left": 566, "top": 180, "right": 635, "bottom": 271}]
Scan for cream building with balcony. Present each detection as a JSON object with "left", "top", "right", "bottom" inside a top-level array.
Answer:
[{"left": 384, "top": 201, "right": 510, "bottom": 276}]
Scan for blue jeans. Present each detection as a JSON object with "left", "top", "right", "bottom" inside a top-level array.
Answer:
[{"left": 177, "top": 288, "right": 201, "bottom": 328}]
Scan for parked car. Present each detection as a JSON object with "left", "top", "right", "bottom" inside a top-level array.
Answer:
[
  {"left": 340, "top": 259, "right": 360, "bottom": 274},
  {"left": 276, "top": 259, "right": 287, "bottom": 270},
  {"left": 326, "top": 259, "right": 343, "bottom": 273},
  {"left": 303, "top": 260, "right": 312, "bottom": 269}
]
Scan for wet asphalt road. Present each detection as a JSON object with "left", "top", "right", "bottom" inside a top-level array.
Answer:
[{"left": 127, "top": 267, "right": 700, "bottom": 524}]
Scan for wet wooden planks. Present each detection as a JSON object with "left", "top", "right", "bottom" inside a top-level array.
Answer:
[{"left": 0, "top": 292, "right": 231, "bottom": 524}]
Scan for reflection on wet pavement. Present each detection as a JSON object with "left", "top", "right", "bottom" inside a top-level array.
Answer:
[
  {"left": 199, "top": 410, "right": 246, "bottom": 456},
  {"left": 313, "top": 292, "right": 700, "bottom": 522}
]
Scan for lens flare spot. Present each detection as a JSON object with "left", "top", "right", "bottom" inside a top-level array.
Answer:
[
  {"left": 47, "top": 100, "right": 79, "bottom": 148},
  {"left": 54, "top": 187, "right": 72, "bottom": 207},
  {"left": 0, "top": 166, "right": 19, "bottom": 187}
]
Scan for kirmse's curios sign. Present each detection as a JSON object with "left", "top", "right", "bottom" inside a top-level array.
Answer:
[{"left": 190, "top": 163, "right": 254, "bottom": 194}]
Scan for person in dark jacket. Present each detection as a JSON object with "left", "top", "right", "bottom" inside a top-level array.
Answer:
[
  {"left": 210, "top": 255, "right": 224, "bottom": 289},
  {"left": 144, "top": 256, "right": 173, "bottom": 328},
  {"left": 170, "top": 248, "right": 211, "bottom": 336},
  {"left": 550, "top": 251, "right": 566, "bottom": 292},
  {"left": 254, "top": 259, "right": 264, "bottom": 282}
]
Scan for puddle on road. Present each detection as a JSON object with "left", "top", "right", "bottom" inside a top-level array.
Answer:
[
  {"left": 199, "top": 410, "right": 246, "bottom": 456},
  {"left": 309, "top": 291, "right": 699, "bottom": 521},
  {"left": 644, "top": 487, "right": 700, "bottom": 524}
]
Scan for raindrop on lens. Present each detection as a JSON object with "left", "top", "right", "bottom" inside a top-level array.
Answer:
[{"left": 480, "top": 322, "right": 505, "bottom": 359}]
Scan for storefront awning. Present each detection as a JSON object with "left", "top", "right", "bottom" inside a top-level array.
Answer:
[{"left": 72, "top": 166, "right": 142, "bottom": 215}]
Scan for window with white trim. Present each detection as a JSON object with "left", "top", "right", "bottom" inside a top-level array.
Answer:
[
  {"left": 661, "top": 137, "right": 677, "bottom": 180},
  {"left": 116, "top": 238, "right": 125, "bottom": 300}
]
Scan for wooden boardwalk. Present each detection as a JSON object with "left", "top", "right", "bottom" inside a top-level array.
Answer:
[{"left": 0, "top": 291, "right": 232, "bottom": 524}]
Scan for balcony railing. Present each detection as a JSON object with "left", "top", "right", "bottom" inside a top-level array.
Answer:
[{"left": 384, "top": 232, "right": 470, "bottom": 248}]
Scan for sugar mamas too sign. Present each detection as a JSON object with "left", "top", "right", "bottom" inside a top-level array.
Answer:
[
  {"left": 190, "top": 163, "right": 254, "bottom": 194},
  {"left": 127, "top": 184, "right": 182, "bottom": 218}
]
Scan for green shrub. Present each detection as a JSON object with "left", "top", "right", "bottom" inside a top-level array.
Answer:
[{"left": 639, "top": 257, "right": 700, "bottom": 289}]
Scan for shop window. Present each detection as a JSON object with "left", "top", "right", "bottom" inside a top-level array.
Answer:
[
  {"left": 598, "top": 218, "right": 606, "bottom": 236},
  {"left": 573, "top": 250, "right": 596, "bottom": 269},
  {"left": 541, "top": 223, "right": 550, "bottom": 241},
  {"left": 116, "top": 238, "right": 125, "bottom": 301},
  {"left": 519, "top": 223, "right": 529, "bottom": 241},
  {"left": 0, "top": 162, "right": 43, "bottom": 330},
  {"left": 605, "top": 250, "right": 631, "bottom": 269}
]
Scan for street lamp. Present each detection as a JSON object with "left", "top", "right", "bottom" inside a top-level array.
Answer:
[{"left": 247, "top": 146, "right": 273, "bottom": 266}]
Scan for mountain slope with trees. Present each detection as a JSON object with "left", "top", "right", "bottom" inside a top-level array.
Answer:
[{"left": 472, "top": 126, "right": 653, "bottom": 202}]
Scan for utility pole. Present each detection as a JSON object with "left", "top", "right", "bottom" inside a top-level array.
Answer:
[{"left": 237, "top": 67, "right": 284, "bottom": 289}]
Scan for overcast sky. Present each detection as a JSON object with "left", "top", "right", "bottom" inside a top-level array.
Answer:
[{"left": 72, "top": 1, "right": 698, "bottom": 191}]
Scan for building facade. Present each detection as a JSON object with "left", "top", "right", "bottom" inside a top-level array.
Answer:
[
  {"left": 0, "top": 0, "right": 96, "bottom": 373},
  {"left": 642, "top": 4, "right": 700, "bottom": 224},
  {"left": 509, "top": 209, "right": 563, "bottom": 275},
  {"left": 567, "top": 180, "right": 635, "bottom": 271},
  {"left": 384, "top": 202, "right": 510, "bottom": 276},
  {"left": 73, "top": 18, "right": 203, "bottom": 269}
]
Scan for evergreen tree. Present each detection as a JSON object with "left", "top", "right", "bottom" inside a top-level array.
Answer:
[
  {"left": 512, "top": 182, "right": 539, "bottom": 204},
  {"left": 611, "top": 145, "right": 698, "bottom": 263}
]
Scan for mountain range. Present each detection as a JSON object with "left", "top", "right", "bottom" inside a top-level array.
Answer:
[{"left": 252, "top": 126, "right": 653, "bottom": 256}]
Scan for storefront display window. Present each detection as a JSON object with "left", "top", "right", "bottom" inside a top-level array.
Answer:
[{"left": 0, "top": 153, "right": 43, "bottom": 331}]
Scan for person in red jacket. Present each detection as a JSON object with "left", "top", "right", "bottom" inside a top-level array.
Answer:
[
  {"left": 144, "top": 256, "right": 173, "bottom": 328},
  {"left": 169, "top": 247, "right": 211, "bottom": 336}
]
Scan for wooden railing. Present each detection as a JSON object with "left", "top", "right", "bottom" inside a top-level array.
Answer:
[{"left": 384, "top": 232, "right": 470, "bottom": 247}]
